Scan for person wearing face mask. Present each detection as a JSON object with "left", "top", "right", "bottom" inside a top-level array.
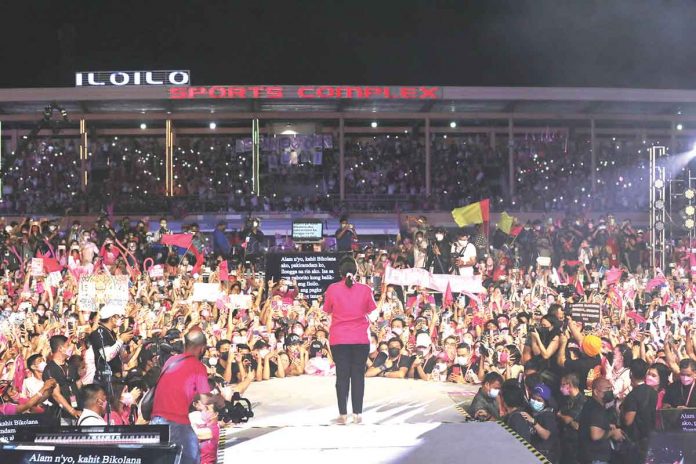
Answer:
[
  {"left": 451, "top": 229, "right": 477, "bottom": 277},
  {"left": 43, "top": 335, "right": 82, "bottom": 425},
  {"left": 520, "top": 383, "right": 560, "bottom": 463},
  {"left": 377, "top": 286, "right": 404, "bottom": 318},
  {"left": 620, "top": 359, "right": 656, "bottom": 459},
  {"left": 0, "top": 377, "right": 57, "bottom": 415},
  {"left": 577, "top": 378, "right": 625, "bottom": 464},
  {"left": 557, "top": 373, "right": 586, "bottom": 464},
  {"left": 21, "top": 354, "right": 47, "bottom": 404},
  {"left": 89, "top": 304, "right": 134, "bottom": 381},
  {"left": 77, "top": 384, "right": 108, "bottom": 426},
  {"left": 645, "top": 364, "right": 670, "bottom": 428},
  {"left": 467, "top": 372, "right": 504, "bottom": 421},
  {"left": 151, "top": 328, "right": 226, "bottom": 464},
  {"left": 426, "top": 228, "right": 451, "bottom": 274},
  {"left": 663, "top": 358, "right": 696, "bottom": 408},
  {"left": 366, "top": 338, "right": 411, "bottom": 379},
  {"left": 408, "top": 344, "right": 437, "bottom": 380}
]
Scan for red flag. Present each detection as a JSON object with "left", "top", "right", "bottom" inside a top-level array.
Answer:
[
  {"left": 160, "top": 233, "right": 193, "bottom": 249},
  {"left": 219, "top": 261, "right": 229, "bottom": 281},
  {"left": 510, "top": 225, "right": 523, "bottom": 237},
  {"left": 443, "top": 282, "right": 453, "bottom": 308},
  {"left": 191, "top": 246, "right": 205, "bottom": 275}
]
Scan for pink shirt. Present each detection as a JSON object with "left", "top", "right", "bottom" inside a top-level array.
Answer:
[
  {"left": 151, "top": 354, "right": 211, "bottom": 424},
  {"left": 324, "top": 280, "right": 376, "bottom": 345}
]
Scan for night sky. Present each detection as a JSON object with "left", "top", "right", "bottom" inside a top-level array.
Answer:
[{"left": 2, "top": 0, "right": 696, "bottom": 89}]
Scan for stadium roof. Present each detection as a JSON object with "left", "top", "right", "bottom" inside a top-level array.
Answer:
[{"left": 2, "top": 84, "right": 696, "bottom": 128}]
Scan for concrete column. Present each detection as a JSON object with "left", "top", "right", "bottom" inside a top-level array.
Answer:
[
  {"left": 508, "top": 118, "right": 514, "bottom": 196},
  {"left": 591, "top": 119, "right": 597, "bottom": 191},
  {"left": 425, "top": 117, "right": 431, "bottom": 196},
  {"left": 339, "top": 118, "right": 345, "bottom": 201},
  {"left": 80, "top": 119, "right": 88, "bottom": 192},
  {"left": 670, "top": 120, "right": 677, "bottom": 154}
]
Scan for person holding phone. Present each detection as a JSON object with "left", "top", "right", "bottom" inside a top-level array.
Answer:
[
  {"left": 89, "top": 303, "right": 134, "bottom": 381},
  {"left": 323, "top": 257, "right": 376, "bottom": 425}
]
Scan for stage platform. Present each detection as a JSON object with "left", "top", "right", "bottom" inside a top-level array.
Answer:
[{"left": 218, "top": 376, "right": 546, "bottom": 463}]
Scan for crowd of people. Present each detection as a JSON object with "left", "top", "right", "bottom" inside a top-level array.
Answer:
[
  {"left": 1, "top": 132, "right": 677, "bottom": 216},
  {"left": 0, "top": 210, "right": 692, "bottom": 463}
]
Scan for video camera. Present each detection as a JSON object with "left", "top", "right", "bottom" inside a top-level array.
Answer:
[{"left": 218, "top": 392, "right": 254, "bottom": 424}]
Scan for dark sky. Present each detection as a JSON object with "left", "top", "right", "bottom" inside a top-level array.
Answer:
[{"left": 2, "top": 0, "right": 696, "bottom": 89}]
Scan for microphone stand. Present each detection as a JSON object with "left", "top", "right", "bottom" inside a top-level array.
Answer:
[{"left": 96, "top": 325, "right": 114, "bottom": 430}]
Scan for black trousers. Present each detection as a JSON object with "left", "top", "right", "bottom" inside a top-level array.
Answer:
[{"left": 331, "top": 344, "right": 370, "bottom": 415}]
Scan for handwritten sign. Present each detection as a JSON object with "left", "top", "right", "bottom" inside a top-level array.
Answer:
[
  {"left": 77, "top": 274, "right": 129, "bottom": 312},
  {"left": 30, "top": 258, "right": 44, "bottom": 277},
  {"left": 570, "top": 303, "right": 601, "bottom": 324},
  {"left": 192, "top": 283, "right": 222, "bottom": 302}
]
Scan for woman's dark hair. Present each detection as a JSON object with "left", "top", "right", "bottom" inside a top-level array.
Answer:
[
  {"left": 339, "top": 257, "right": 358, "bottom": 288},
  {"left": 501, "top": 381, "right": 526, "bottom": 409},
  {"left": 650, "top": 363, "right": 671, "bottom": 391}
]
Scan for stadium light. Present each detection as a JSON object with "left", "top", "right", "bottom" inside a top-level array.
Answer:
[
  {"left": 687, "top": 205, "right": 696, "bottom": 216},
  {"left": 677, "top": 123, "right": 684, "bottom": 131},
  {"left": 686, "top": 188, "right": 695, "bottom": 200},
  {"left": 686, "top": 218, "right": 695, "bottom": 229},
  {"left": 654, "top": 179, "right": 664, "bottom": 189},
  {"left": 654, "top": 220, "right": 665, "bottom": 231},
  {"left": 140, "top": 123, "right": 147, "bottom": 130},
  {"left": 654, "top": 199, "right": 664, "bottom": 210},
  {"left": 371, "top": 121, "right": 378, "bottom": 128},
  {"left": 209, "top": 122, "right": 217, "bottom": 130},
  {"left": 449, "top": 121, "right": 457, "bottom": 128}
]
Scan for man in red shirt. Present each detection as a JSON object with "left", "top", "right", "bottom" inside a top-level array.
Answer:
[{"left": 151, "top": 328, "right": 226, "bottom": 464}]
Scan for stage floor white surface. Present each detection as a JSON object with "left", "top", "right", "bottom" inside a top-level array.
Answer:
[{"left": 218, "top": 376, "right": 544, "bottom": 464}]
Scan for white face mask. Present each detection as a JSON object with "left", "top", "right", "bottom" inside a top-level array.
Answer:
[
  {"left": 392, "top": 327, "right": 403, "bottom": 336},
  {"left": 435, "top": 234, "right": 444, "bottom": 241},
  {"left": 258, "top": 349, "right": 269, "bottom": 359},
  {"left": 455, "top": 356, "right": 469, "bottom": 366},
  {"left": 293, "top": 328, "right": 304, "bottom": 336},
  {"left": 458, "top": 239, "right": 468, "bottom": 246},
  {"left": 114, "top": 318, "right": 123, "bottom": 328},
  {"left": 488, "top": 388, "right": 500, "bottom": 399},
  {"left": 121, "top": 392, "right": 134, "bottom": 407},
  {"left": 37, "top": 361, "right": 47, "bottom": 373},
  {"left": 232, "top": 336, "right": 245, "bottom": 345}
]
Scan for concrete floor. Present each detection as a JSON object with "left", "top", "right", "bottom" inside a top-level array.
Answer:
[{"left": 218, "top": 376, "right": 543, "bottom": 464}]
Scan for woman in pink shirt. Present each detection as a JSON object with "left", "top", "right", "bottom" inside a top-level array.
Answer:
[{"left": 323, "top": 258, "right": 376, "bottom": 425}]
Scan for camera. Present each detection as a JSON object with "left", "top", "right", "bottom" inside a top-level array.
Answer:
[{"left": 217, "top": 392, "right": 254, "bottom": 424}]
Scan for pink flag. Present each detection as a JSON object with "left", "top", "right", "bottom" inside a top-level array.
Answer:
[
  {"left": 575, "top": 277, "right": 584, "bottom": 296},
  {"left": 443, "top": 282, "right": 453, "bottom": 308},
  {"left": 13, "top": 354, "right": 26, "bottom": 391},
  {"left": 646, "top": 276, "right": 666, "bottom": 292},
  {"left": 605, "top": 267, "right": 622, "bottom": 286},
  {"left": 219, "top": 261, "right": 229, "bottom": 282}
]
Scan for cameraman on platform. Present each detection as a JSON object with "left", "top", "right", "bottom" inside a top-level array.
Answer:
[
  {"left": 335, "top": 215, "right": 358, "bottom": 252},
  {"left": 151, "top": 328, "right": 226, "bottom": 464},
  {"left": 427, "top": 227, "right": 451, "bottom": 274},
  {"left": 243, "top": 218, "right": 265, "bottom": 258}
]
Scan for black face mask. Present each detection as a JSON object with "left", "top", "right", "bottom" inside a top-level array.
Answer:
[
  {"left": 220, "top": 352, "right": 229, "bottom": 361},
  {"left": 388, "top": 347, "right": 401, "bottom": 358},
  {"left": 602, "top": 390, "right": 614, "bottom": 404}
]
